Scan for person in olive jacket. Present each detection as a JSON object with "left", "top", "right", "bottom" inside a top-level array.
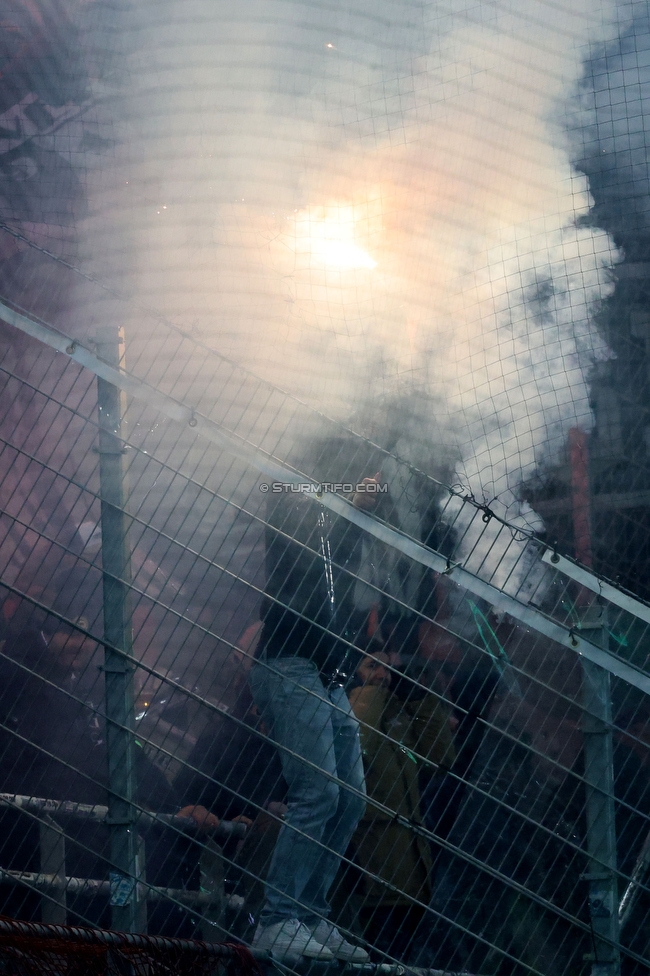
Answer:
[{"left": 348, "top": 650, "right": 456, "bottom": 962}]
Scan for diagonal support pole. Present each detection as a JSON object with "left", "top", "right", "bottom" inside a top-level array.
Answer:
[{"left": 2, "top": 300, "right": 650, "bottom": 704}]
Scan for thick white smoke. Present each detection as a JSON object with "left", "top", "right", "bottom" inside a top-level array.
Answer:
[{"left": 78, "top": 0, "right": 623, "bottom": 579}]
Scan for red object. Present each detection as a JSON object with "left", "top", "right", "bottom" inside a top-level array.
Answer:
[
  {"left": 568, "top": 428, "right": 592, "bottom": 569},
  {"left": 367, "top": 604, "right": 379, "bottom": 638},
  {"left": 418, "top": 620, "right": 463, "bottom": 663},
  {"left": 568, "top": 427, "right": 595, "bottom": 609},
  {"left": 0, "top": 913, "right": 261, "bottom": 976}
]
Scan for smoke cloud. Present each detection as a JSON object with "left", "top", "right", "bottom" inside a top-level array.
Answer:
[{"left": 79, "top": 0, "right": 623, "bottom": 569}]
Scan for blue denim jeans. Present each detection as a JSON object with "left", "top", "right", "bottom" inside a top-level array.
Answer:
[{"left": 249, "top": 656, "right": 366, "bottom": 927}]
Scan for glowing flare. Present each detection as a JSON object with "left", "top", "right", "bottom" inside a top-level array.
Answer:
[
  {"left": 292, "top": 205, "right": 377, "bottom": 270},
  {"left": 315, "top": 239, "right": 376, "bottom": 270}
]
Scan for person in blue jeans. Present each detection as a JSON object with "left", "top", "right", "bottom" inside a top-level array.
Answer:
[{"left": 250, "top": 462, "right": 381, "bottom": 961}]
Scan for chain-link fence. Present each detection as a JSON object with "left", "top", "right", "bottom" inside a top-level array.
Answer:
[
  {"left": 3, "top": 2, "right": 650, "bottom": 975},
  {"left": 0, "top": 298, "right": 649, "bottom": 976}
]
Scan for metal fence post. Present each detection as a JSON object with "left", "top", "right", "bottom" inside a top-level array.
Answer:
[
  {"left": 568, "top": 431, "right": 620, "bottom": 976},
  {"left": 581, "top": 610, "right": 620, "bottom": 976},
  {"left": 39, "top": 815, "right": 66, "bottom": 924},
  {"left": 96, "top": 325, "right": 139, "bottom": 932}
]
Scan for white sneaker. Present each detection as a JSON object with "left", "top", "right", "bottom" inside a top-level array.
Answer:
[
  {"left": 252, "top": 919, "right": 334, "bottom": 960},
  {"left": 308, "top": 921, "right": 370, "bottom": 962}
]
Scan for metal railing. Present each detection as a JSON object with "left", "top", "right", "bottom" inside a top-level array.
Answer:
[
  {"left": 2, "top": 302, "right": 650, "bottom": 976},
  {"left": 0, "top": 793, "right": 247, "bottom": 929}
]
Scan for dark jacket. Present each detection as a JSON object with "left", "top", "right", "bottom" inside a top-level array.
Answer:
[{"left": 259, "top": 491, "right": 365, "bottom": 676}]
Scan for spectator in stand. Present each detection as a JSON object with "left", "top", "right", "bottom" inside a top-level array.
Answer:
[
  {"left": 0, "top": 595, "right": 222, "bottom": 933},
  {"left": 249, "top": 461, "right": 384, "bottom": 961},
  {"left": 176, "top": 638, "right": 288, "bottom": 929},
  {"left": 417, "top": 659, "right": 500, "bottom": 856},
  {"left": 348, "top": 648, "right": 455, "bottom": 962},
  {"left": 176, "top": 625, "right": 287, "bottom": 825}
]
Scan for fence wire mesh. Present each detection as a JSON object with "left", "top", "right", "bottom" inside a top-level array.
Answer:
[
  {"left": 0, "top": 306, "right": 650, "bottom": 976},
  {"left": 3, "top": 2, "right": 650, "bottom": 976}
]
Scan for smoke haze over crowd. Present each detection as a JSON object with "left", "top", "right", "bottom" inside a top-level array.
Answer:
[{"left": 75, "top": 0, "right": 638, "bottom": 542}]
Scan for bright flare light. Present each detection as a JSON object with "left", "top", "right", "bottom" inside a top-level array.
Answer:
[
  {"left": 292, "top": 205, "right": 377, "bottom": 270},
  {"left": 317, "top": 239, "right": 377, "bottom": 269}
]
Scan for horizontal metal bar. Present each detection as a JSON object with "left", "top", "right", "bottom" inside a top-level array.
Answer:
[
  {"left": 0, "top": 794, "right": 246, "bottom": 839},
  {"left": 3, "top": 301, "right": 650, "bottom": 696},
  {"left": 0, "top": 913, "right": 251, "bottom": 958},
  {"left": 0, "top": 913, "right": 472, "bottom": 975},
  {"left": 542, "top": 549, "right": 650, "bottom": 627},
  {"left": 0, "top": 869, "right": 240, "bottom": 908}
]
